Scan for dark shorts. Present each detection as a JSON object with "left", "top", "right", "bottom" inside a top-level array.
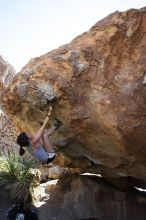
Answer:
[{"left": 45, "top": 154, "right": 56, "bottom": 164}]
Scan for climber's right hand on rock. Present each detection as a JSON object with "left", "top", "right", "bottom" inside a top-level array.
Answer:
[{"left": 47, "top": 106, "right": 53, "bottom": 117}]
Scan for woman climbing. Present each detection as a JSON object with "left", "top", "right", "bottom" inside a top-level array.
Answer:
[{"left": 16, "top": 107, "right": 61, "bottom": 164}]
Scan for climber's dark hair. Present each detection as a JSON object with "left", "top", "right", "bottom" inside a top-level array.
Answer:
[
  {"left": 16, "top": 132, "right": 30, "bottom": 156},
  {"left": 19, "top": 146, "right": 25, "bottom": 156}
]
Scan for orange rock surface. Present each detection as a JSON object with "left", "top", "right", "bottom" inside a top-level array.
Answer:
[{"left": 2, "top": 8, "right": 146, "bottom": 181}]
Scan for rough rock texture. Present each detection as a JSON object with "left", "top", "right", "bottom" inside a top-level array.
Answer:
[
  {"left": 2, "top": 8, "right": 146, "bottom": 183},
  {"left": 36, "top": 175, "right": 146, "bottom": 220},
  {"left": 0, "top": 56, "right": 18, "bottom": 155},
  {"left": 38, "top": 164, "right": 82, "bottom": 182},
  {"left": 0, "top": 55, "right": 16, "bottom": 88},
  {"left": 0, "top": 112, "right": 19, "bottom": 155},
  {"left": 1, "top": 175, "right": 146, "bottom": 220}
]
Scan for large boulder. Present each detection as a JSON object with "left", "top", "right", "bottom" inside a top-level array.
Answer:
[
  {"left": 36, "top": 175, "right": 146, "bottom": 220},
  {"left": 0, "top": 55, "right": 16, "bottom": 88},
  {"left": 0, "top": 113, "right": 19, "bottom": 155},
  {"left": 0, "top": 55, "right": 16, "bottom": 103},
  {"left": 2, "top": 8, "right": 146, "bottom": 181},
  {"left": 0, "top": 56, "right": 18, "bottom": 155}
]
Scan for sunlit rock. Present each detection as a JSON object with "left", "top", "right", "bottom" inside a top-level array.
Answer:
[
  {"left": 0, "top": 56, "right": 18, "bottom": 155},
  {"left": 2, "top": 8, "right": 146, "bottom": 182},
  {"left": 0, "top": 55, "right": 16, "bottom": 88}
]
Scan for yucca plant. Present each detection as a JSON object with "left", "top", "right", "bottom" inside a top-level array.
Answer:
[{"left": 0, "top": 154, "right": 37, "bottom": 202}]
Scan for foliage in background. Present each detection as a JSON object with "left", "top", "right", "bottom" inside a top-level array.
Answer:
[{"left": 0, "top": 154, "right": 37, "bottom": 202}]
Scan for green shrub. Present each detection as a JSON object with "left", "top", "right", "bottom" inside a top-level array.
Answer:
[{"left": 0, "top": 155, "right": 37, "bottom": 202}]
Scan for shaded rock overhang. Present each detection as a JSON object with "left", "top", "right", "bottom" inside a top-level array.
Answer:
[{"left": 2, "top": 7, "right": 146, "bottom": 184}]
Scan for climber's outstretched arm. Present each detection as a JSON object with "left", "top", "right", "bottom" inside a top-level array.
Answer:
[{"left": 32, "top": 107, "right": 52, "bottom": 146}]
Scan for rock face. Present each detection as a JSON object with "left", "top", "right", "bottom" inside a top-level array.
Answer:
[
  {"left": 1, "top": 175, "right": 146, "bottom": 220},
  {"left": 0, "top": 55, "right": 16, "bottom": 88},
  {"left": 0, "top": 56, "right": 18, "bottom": 155},
  {"left": 0, "top": 56, "right": 16, "bottom": 105},
  {"left": 2, "top": 8, "right": 146, "bottom": 181},
  {"left": 36, "top": 175, "right": 146, "bottom": 220},
  {"left": 0, "top": 113, "right": 19, "bottom": 155}
]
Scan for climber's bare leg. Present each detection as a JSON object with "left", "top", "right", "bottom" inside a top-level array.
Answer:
[
  {"left": 44, "top": 125, "right": 56, "bottom": 136},
  {"left": 42, "top": 126, "right": 56, "bottom": 153}
]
